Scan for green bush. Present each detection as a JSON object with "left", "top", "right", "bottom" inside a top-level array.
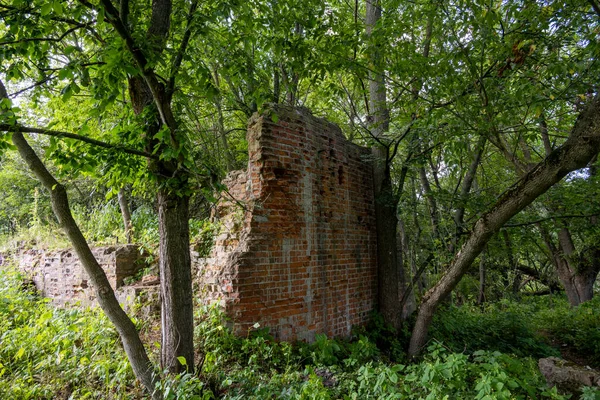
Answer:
[
  {"left": 532, "top": 295, "right": 600, "bottom": 366},
  {"left": 430, "top": 301, "right": 560, "bottom": 358}
]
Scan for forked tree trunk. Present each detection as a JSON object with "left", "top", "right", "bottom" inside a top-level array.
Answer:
[
  {"left": 128, "top": 70, "right": 194, "bottom": 373},
  {"left": 557, "top": 227, "right": 600, "bottom": 305},
  {"left": 408, "top": 97, "right": 600, "bottom": 357},
  {"left": 366, "top": 0, "right": 402, "bottom": 331}
]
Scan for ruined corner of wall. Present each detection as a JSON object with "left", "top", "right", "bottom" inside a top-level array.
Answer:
[{"left": 197, "top": 105, "right": 378, "bottom": 342}]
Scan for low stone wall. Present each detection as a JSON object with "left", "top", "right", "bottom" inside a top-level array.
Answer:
[{"left": 15, "top": 245, "right": 146, "bottom": 307}]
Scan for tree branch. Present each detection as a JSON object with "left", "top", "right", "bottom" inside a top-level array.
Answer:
[
  {"left": 0, "top": 124, "right": 157, "bottom": 159},
  {"left": 588, "top": 0, "right": 600, "bottom": 17},
  {"left": 80, "top": 0, "right": 173, "bottom": 129},
  {"left": 9, "top": 74, "right": 56, "bottom": 98},
  {"left": 505, "top": 213, "right": 600, "bottom": 227},
  {"left": 167, "top": 0, "right": 199, "bottom": 98},
  {"left": 120, "top": 0, "right": 130, "bottom": 26},
  {"left": 0, "top": 4, "right": 105, "bottom": 44}
]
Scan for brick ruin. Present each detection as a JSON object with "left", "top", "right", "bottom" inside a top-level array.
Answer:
[
  {"left": 198, "top": 105, "right": 377, "bottom": 341},
  {"left": 8, "top": 106, "right": 378, "bottom": 342},
  {"left": 16, "top": 245, "right": 148, "bottom": 307}
]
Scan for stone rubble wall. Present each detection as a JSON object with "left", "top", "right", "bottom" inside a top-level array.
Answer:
[
  {"left": 15, "top": 244, "right": 146, "bottom": 307},
  {"left": 199, "top": 105, "right": 378, "bottom": 341}
]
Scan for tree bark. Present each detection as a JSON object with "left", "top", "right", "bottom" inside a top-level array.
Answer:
[
  {"left": 408, "top": 97, "right": 600, "bottom": 357},
  {"left": 557, "top": 226, "right": 600, "bottom": 305},
  {"left": 158, "top": 189, "right": 194, "bottom": 371},
  {"left": 212, "top": 67, "right": 235, "bottom": 172},
  {"left": 454, "top": 135, "right": 486, "bottom": 235},
  {"left": 502, "top": 230, "right": 521, "bottom": 295},
  {"left": 538, "top": 224, "right": 582, "bottom": 305},
  {"left": 109, "top": 0, "right": 195, "bottom": 370},
  {"left": 0, "top": 78, "right": 160, "bottom": 396},
  {"left": 477, "top": 249, "right": 486, "bottom": 305}
]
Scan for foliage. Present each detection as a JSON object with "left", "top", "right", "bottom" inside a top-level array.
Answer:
[
  {"left": 191, "top": 303, "right": 577, "bottom": 400},
  {"left": 430, "top": 300, "right": 560, "bottom": 359},
  {"left": 0, "top": 266, "right": 142, "bottom": 399},
  {"left": 531, "top": 295, "right": 600, "bottom": 367},
  {"left": 2, "top": 268, "right": 598, "bottom": 399}
]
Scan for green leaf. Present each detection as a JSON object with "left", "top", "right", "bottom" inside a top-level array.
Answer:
[
  {"left": 41, "top": 3, "right": 52, "bottom": 16},
  {"left": 177, "top": 356, "right": 187, "bottom": 366},
  {"left": 53, "top": 0, "right": 63, "bottom": 14},
  {"left": 15, "top": 347, "right": 25, "bottom": 359}
]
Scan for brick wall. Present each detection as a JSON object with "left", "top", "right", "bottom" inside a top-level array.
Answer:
[
  {"left": 199, "top": 105, "right": 377, "bottom": 341},
  {"left": 16, "top": 245, "right": 146, "bottom": 306}
]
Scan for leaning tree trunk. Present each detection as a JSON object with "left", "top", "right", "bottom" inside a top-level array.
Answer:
[
  {"left": 0, "top": 79, "right": 160, "bottom": 397},
  {"left": 11, "top": 133, "right": 159, "bottom": 397},
  {"left": 408, "top": 97, "right": 600, "bottom": 357}
]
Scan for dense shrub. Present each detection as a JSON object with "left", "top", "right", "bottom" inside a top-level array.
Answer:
[
  {"left": 2, "top": 265, "right": 599, "bottom": 399},
  {"left": 429, "top": 300, "right": 560, "bottom": 358},
  {"left": 531, "top": 295, "right": 600, "bottom": 367}
]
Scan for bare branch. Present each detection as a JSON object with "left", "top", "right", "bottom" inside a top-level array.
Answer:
[
  {"left": 8, "top": 75, "right": 55, "bottom": 98},
  {"left": 0, "top": 25, "right": 82, "bottom": 45}
]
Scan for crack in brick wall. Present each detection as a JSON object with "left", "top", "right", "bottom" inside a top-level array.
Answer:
[{"left": 198, "top": 106, "right": 377, "bottom": 341}]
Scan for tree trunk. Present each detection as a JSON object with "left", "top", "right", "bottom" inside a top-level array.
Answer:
[
  {"left": 454, "top": 135, "right": 486, "bottom": 236},
  {"left": 128, "top": 68, "right": 195, "bottom": 373},
  {"left": 398, "top": 218, "right": 416, "bottom": 318},
  {"left": 118, "top": 187, "right": 133, "bottom": 244},
  {"left": 372, "top": 147, "right": 401, "bottom": 330},
  {"left": 11, "top": 132, "right": 159, "bottom": 398},
  {"left": 419, "top": 163, "right": 441, "bottom": 243},
  {"left": 408, "top": 97, "right": 600, "bottom": 357},
  {"left": 538, "top": 224, "right": 582, "bottom": 305},
  {"left": 502, "top": 230, "right": 521, "bottom": 296},
  {"left": 366, "top": 0, "right": 402, "bottom": 331},
  {"left": 213, "top": 68, "right": 235, "bottom": 172},
  {"left": 557, "top": 226, "right": 600, "bottom": 305},
  {"left": 0, "top": 78, "right": 160, "bottom": 396},
  {"left": 158, "top": 189, "right": 194, "bottom": 372}
]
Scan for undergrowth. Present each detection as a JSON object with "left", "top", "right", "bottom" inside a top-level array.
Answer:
[
  {"left": 0, "top": 268, "right": 142, "bottom": 399},
  {"left": 1, "top": 265, "right": 599, "bottom": 399}
]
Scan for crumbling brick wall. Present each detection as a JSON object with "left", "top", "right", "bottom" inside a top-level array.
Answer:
[
  {"left": 16, "top": 245, "right": 145, "bottom": 306},
  {"left": 198, "top": 105, "right": 377, "bottom": 341}
]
